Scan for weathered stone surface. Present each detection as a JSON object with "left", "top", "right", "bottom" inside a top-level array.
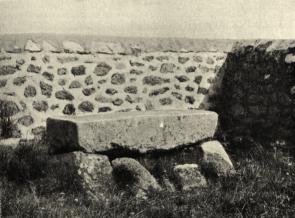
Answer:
[
  {"left": 57, "top": 56, "right": 78, "bottom": 64},
  {"left": 178, "top": 57, "right": 189, "bottom": 64},
  {"left": 42, "top": 72, "right": 54, "bottom": 81},
  {"left": 98, "top": 107, "right": 112, "bottom": 113},
  {"left": 124, "top": 86, "right": 138, "bottom": 94},
  {"left": 84, "top": 75, "right": 93, "bottom": 85},
  {"left": 105, "top": 88, "right": 118, "bottom": 95},
  {"left": 69, "top": 80, "right": 82, "bottom": 89},
  {"left": 112, "top": 98, "right": 124, "bottom": 106},
  {"left": 31, "top": 56, "right": 37, "bottom": 61},
  {"left": 159, "top": 97, "right": 172, "bottom": 105},
  {"left": 185, "top": 86, "right": 194, "bottom": 92},
  {"left": 71, "top": 65, "right": 86, "bottom": 76},
  {"left": 16, "top": 59, "right": 25, "bottom": 66},
  {"left": 206, "top": 57, "right": 215, "bottom": 64},
  {"left": 175, "top": 75, "right": 189, "bottom": 82},
  {"left": 58, "top": 79, "right": 66, "bottom": 86},
  {"left": 33, "top": 100, "right": 48, "bottom": 112},
  {"left": 57, "top": 68, "right": 67, "bottom": 75},
  {"left": 78, "top": 101, "right": 94, "bottom": 112},
  {"left": 63, "top": 104, "right": 76, "bottom": 115},
  {"left": 130, "top": 69, "right": 143, "bottom": 75},
  {"left": 142, "top": 56, "right": 154, "bottom": 62},
  {"left": 194, "top": 76, "right": 203, "bottom": 84},
  {"left": 47, "top": 110, "right": 218, "bottom": 153},
  {"left": 143, "top": 76, "right": 169, "bottom": 86},
  {"left": 40, "top": 81, "right": 53, "bottom": 97},
  {"left": 130, "top": 60, "right": 144, "bottom": 67},
  {"left": 0, "top": 79, "right": 7, "bottom": 88},
  {"left": 111, "top": 73, "right": 126, "bottom": 85},
  {"left": 193, "top": 56, "right": 203, "bottom": 62},
  {"left": 171, "top": 92, "right": 182, "bottom": 100},
  {"left": 160, "top": 63, "right": 176, "bottom": 73},
  {"left": 0, "top": 100, "right": 20, "bottom": 116},
  {"left": 55, "top": 90, "right": 74, "bottom": 101},
  {"left": 24, "top": 86, "right": 37, "bottom": 97},
  {"left": 93, "top": 62, "right": 112, "bottom": 76},
  {"left": 18, "top": 115, "right": 34, "bottom": 127},
  {"left": 82, "top": 87, "right": 95, "bottom": 96},
  {"left": 125, "top": 95, "right": 142, "bottom": 104},
  {"left": 112, "top": 158, "right": 161, "bottom": 198},
  {"left": 95, "top": 95, "right": 113, "bottom": 103},
  {"left": 13, "top": 76, "right": 26, "bottom": 86},
  {"left": 42, "top": 41, "right": 60, "bottom": 53},
  {"left": 200, "top": 141, "right": 235, "bottom": 177},
  {"left": 173, "top": 164, "right": 207, "bottom": 191},
  {"left": 0, "top": 65, "right": 17, "bottom": 76},
  {"left": 63, "top": 41, "right": 84, "bottom": 53},
  {"left": 156, "top": 56, "right": 169, "bottom": 62},
  {"left": 149, "top": 87, "right": 169, "bottom": 96},
  {"left": 186, "top": 66, "right": 197, "bottom": 73},
  {"left": 149, "top": 65, "right": 157, "bottom": 71},
  {"left": 185, "top": 96, "right": 195, "bottom": 104},
  {"left": 49, "top": 152, "right": 113, "bottom": 201},
  {"left": 27, "top": 64, "right": 41, "bottom": 74},
  {"left": 24, "top": 40, "right": 42, "bottom": 52}
]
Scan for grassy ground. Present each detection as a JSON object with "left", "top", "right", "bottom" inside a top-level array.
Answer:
[{"left": 0, "top": 139, "right": 295, "bottom": 218}]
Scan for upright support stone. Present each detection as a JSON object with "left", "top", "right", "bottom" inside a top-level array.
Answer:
[
  {"left": 200, "top": 140, "right": 235, "bottom": 177},
  {"left": 47, "top": 110, "right": 218, "bottom": 154},
  {"left": 49, "top": 152, "right": 114, "bottom": 201}
]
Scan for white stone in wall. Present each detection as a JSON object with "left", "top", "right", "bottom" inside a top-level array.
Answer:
[
  {"left": 106, "top": 42, "right": 126, "bottom": 54},
  {"left": 90, "top": 42, "right": 112, "bottom": 54},
  {"left": 285, "top": 53, "right": 295, "bottom": 63},
  {"left": 42, "top": 41, "right": 60, "bottom": 53},
  {"left": 24, "top": 40, "right": 42, "bottom": 52},
  {"left": 63, "top": 40, "right": 84, "bottom": 53}
]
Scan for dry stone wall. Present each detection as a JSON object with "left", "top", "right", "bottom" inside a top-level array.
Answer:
[
  {"left": 0, "top": 39, "right": 227, "bottom": 139},
  {"left": 219, "top": 40, "right": 295, "bottom": 142}
]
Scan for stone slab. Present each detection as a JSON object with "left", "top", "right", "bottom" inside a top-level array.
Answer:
[{"left": 47, "top": 110, "right": 218, "bottom": 153}]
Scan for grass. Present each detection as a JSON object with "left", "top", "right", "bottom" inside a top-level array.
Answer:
[{"left": 0, "top": 139, "right": 295, "bottom": 217}]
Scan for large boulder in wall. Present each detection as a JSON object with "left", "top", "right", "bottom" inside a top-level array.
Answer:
[{"left": 46, "top": 110, "right": 218, "bottom": 154}]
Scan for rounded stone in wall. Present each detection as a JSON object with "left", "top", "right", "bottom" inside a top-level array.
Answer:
[
  {"left": 58, "top": 79, "right": 66, "bottom": 86},
  {"left": 40, "top": 81, "right": 53, "bottom": 97},
  {"left": 0, "top": 100, "right": 20, "bottom": 116},
  {"left": 0, "top": 79, "right": 7, "bottom": 88},
  {"left": 24, "top": 85, "right": 37, "bottom": 97},
  {"left": 63, "top": 104, "right": 76, "bottom": 115},
  {"left": 142, "top": 76, "right": 169, "bottom": 86},
  {"left": 13, "top": 76, "right": 26, "bottom": 86},
  {"left": 159, "top": 97, "right": 173, "bottom": 105},
  {"left": 93, "top": 62, "right": 112, "bottom": 76},
  {"left": 98, "top": 106, "right": 112, "bottom": 112},
  {"left": 31, "top": 126, "right": 45, "bottom": 137},
  {"left": 71, "top": 65, "right": 86, "bottom": 76},
  {"left": 82, "top": 87, "right": 96, "bottom": 96},
  {"left": 178, "top": 57, "right": 189, "bottom": 64},
  {"left": 175, "top": 75, "right": 189, "bottom": 82},
  {"left": 32, "top": 100, "right": 48, "bottom": 112},
  {"left": 57, "top": 68, "right": 67, "bottom": 75},
  {"left": 42, "top": 72, "right": 54, "bottom": 81},
  {"left": 105, "top": 88, "right": 118, "bottom": 95},
  {"left": 194, "top": 76, "right": 203, "bottom": 84},
  {"left": 160, "top": 63, "right": 176, "bottom": 73},
  {"left": 130, "top": 69, "right": 143, "bottom": 75},
  {"left": 149, "top": 87, "right": 169, "bottom": 96},
  {"left": 84, "top": 75, "right": 93, "bottom": 85},
  {"left": 18, "top": 115, "right": 34, "bottom": 127},
  {"left": 55, "top": 90, "right": 74, "bottom": 101},
  {"left": 124, "top": 86, "right": 138, "bottom": 94},
  {"left": 78, "top": 101, "right": 94, "bottom": 112},
  {"left": 186, "top": 66, "right": 197, "bottom": 73},
  {"left": 69, "top": 80, "right": 82, "bottom": 89},
  {"left": 112, "top": 98, "right": 124, "bottom": 106},
  {"left": 111, "top": 73, "right": 126, "bottom": 85},
  {"left": 185, "top": 96, "right": 195, "bottom": 104},
  {"left": 50, "top": 104, "right": 59, "bottom": 111},
  {"left": 172, "top": 92, "right": 182, "bottom": 100}
]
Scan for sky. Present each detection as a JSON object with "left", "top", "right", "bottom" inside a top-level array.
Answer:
[{"left": 0, "top": 0, "right": 294, "bottom": 39}]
